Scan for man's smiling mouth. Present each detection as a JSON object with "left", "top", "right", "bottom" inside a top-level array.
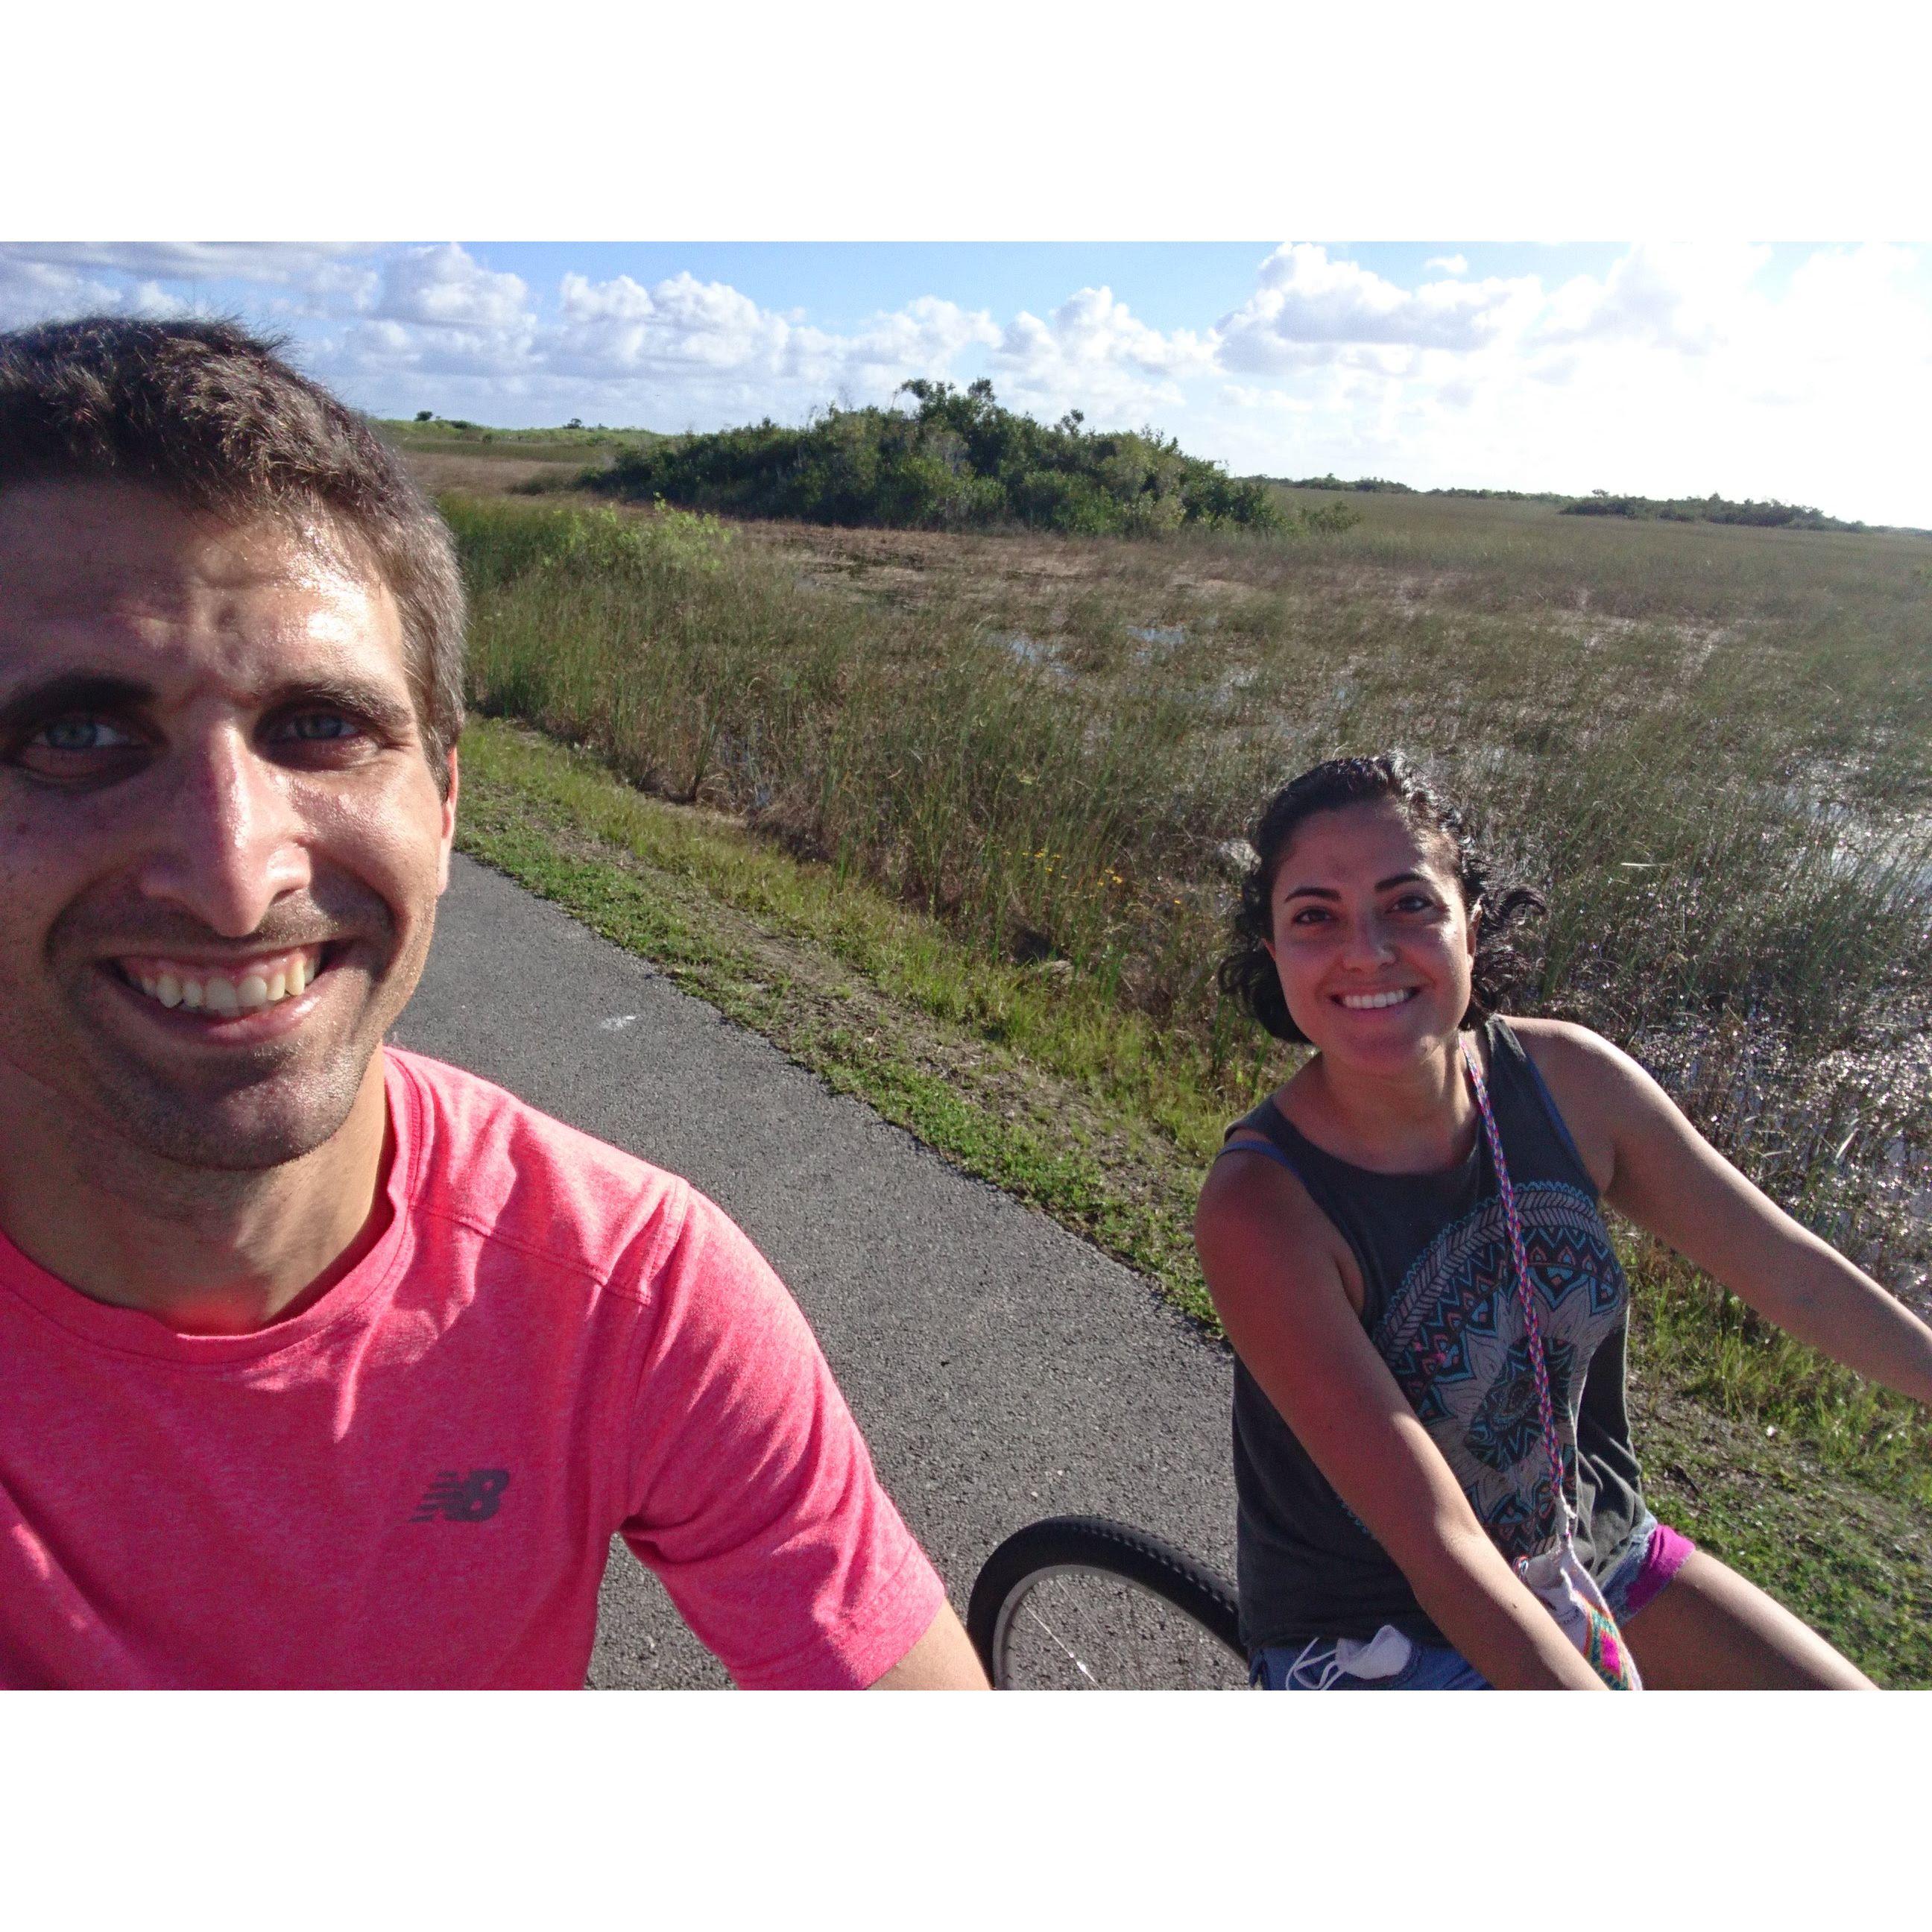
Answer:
[{"left": 110, "top": 944, "right": 332, "bottom": 1016}]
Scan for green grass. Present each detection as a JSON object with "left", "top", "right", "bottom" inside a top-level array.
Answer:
[
  {"left": 429, "top": 480, "right": 1932, "bottom": 1673},
  {"left": 376, "top": 419, "right": 668, "bottom": 466},
  {"left": 455, "top": 716, "right": 1932, "bottom": 1684},
  {"left": 443, "top": 490, "right": 1932, "bottom": 1276},
  {"left": 457, "top": 716, "right": 1217, "bottom": 1320}
]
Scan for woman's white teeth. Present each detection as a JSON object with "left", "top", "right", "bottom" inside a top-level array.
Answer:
[
  {"left": 130, "top": 953, "right": 317, "bottom": 1014},
  {"left": 1340, "top": 988, "right": 1415, "bottom": 1010}
]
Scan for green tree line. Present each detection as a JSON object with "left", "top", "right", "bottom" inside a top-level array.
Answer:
[
  {"left": 587, "top": 379, "right": 1284, "bottom": 537},
  {"left": 1560, "top": 490, "right": 1866, "bottom": 531}
]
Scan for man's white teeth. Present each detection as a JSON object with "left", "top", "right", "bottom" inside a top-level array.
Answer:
[
  {"left": 129, "top": 952, "right": 318, "bottom": 1014},
  {"left": 1340, "top": 988, "right": 1415, "bottom": 1010}
]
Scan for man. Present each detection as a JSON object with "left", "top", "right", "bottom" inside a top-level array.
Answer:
[{"left": 0, "top": 317, "right": 986, "bottom": 1689}]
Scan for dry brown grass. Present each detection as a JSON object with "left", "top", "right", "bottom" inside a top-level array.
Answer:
[
  {"left": 443, "top": 487, "right": 1932, "bottom": 1315},
  {"left": 402, "top": 451, "right": 589, "bottom": 496}
]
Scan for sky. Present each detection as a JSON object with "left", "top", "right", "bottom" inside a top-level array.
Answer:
[{"left": 6, "top": 239, "right": 1929, "bottom": 528}]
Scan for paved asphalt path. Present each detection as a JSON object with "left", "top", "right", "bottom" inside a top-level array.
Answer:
[{"left": 392, "top": 854, "right": 1240, "bottom": 1688}]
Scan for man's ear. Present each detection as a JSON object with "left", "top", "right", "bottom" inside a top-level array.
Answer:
[{"left": 435, "top": 745, "right": 461, "bottom": 895}]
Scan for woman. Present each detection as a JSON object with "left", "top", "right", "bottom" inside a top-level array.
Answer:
[{"left": 1193, "top": 754, "right": 1932, "bottom": 1689}]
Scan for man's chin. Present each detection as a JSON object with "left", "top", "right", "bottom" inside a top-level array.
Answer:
[
  {"left": 81, "top": 1057, "right": 379, "bottom": 1175},
  {"left": 142, "top": 1116, "right": 353, "bottom": 1173}
]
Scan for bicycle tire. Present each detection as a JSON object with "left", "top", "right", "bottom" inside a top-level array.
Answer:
[{"left": 967, "top": 1515, "right": 1246, "bottom": 1690}]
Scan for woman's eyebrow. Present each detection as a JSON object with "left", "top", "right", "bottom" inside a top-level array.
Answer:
[
  {"left": 1281, "top": 871, "right": 1429, "bottom": 901},
  {"left": 0, "top": 672, "right": 155, "bottom": 736}
]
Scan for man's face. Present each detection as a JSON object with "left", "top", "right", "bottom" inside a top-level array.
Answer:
[{"left": 0, "top": 479, "right": 457, "bottom": 1172}]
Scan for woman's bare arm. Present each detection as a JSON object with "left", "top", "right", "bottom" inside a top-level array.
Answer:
[
  {"left": 1519, "top": 1020, "right": 1932, "bottom": 1408},
  {"left": 1196, "top": 1148, "right": 1607, "bottom": 1690}
]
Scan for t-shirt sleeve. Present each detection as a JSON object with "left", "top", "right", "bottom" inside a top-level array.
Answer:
[{"left": 616, "top": 1184, "right": 948, "bottom": 1689}]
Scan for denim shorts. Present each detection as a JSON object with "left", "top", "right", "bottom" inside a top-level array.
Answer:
[{"left": 1251, "top": 1515, "right": 1695, "bottom": 1690}]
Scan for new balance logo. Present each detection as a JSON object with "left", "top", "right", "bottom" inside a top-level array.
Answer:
[{"left": 411, "top": 1468, "right": 511, "bottom": 1522}]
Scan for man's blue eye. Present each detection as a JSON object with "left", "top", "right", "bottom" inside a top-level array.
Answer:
[
  {"left": 37, "top": 717, "right": 136, "bottom": 751},
  {"left": 279, "top": 713, "right": 359, "bottom": 742}
]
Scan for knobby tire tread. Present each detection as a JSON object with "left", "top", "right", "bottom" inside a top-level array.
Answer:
[{"left": 967, "top": 1514, "right": 1243, "bottom": 1685}]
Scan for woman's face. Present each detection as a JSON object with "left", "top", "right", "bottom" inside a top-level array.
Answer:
[{"left": 1264, "top": 798, "right": 1478, "bottom": 1075}]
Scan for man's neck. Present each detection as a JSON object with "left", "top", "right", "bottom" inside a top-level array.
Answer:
[{"left": 0, "top": 1054, "right": 393, "bottom": 1336}]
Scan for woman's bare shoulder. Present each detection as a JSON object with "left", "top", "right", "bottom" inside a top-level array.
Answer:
[
  {"left": 1497, "top": 1014, "right": 1629, "bottom": 1188},
  {"left": 1198, "top": 1117, "right": 1364, "bottom": 1316}
]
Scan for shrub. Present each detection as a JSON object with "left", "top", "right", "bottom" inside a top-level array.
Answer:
[{"left": 587, "top": 380, "right": 1284, "bottom": 537}]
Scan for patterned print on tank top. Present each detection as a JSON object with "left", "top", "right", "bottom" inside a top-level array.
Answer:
[{"left": 1371, "top": 1179, "right": 1628, "bottom": 1560}]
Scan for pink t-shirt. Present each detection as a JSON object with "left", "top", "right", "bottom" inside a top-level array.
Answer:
[{"left": 0, "top": 1049, "right": 947, "bottom": 1689}]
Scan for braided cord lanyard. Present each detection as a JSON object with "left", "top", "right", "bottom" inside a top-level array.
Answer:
[
  {"left": 1459, "top": 1034, "right": 1574, "bottom": 1542},
  {"left": 1459, "top": 1033, "right": 1639, "bottom": 1688}
]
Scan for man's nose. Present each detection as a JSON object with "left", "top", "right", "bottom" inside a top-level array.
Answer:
[{"left": 134, "top": 730, "right": 312, "bottom": 936}]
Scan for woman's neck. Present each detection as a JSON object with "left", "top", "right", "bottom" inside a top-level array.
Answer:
[{"left": 1289, "top": 1031, "right": 1480, "bottom": 1174}]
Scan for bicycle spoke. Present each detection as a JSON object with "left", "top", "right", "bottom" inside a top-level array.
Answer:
[
  {"left": 998, "top": 1570, "right": 1245, "bottom": 1689},
  {"left": 1020, "top": 1598, "right": 1099, "bottom": 1686}
]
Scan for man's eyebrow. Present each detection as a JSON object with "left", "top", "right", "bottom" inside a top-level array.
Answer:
[
  {"left": 0, "top": 672, "right": 157, "bottom": 736},
  {"left": 267, "top": 678, "right": 417, "bottom": 734},
  {"left": 0, "top": 671, "right": 419, "bottom": 740}
]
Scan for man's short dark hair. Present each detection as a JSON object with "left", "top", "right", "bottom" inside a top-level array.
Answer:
[{"left": 0, "top": 316, "right": 464, "bottom": 792}]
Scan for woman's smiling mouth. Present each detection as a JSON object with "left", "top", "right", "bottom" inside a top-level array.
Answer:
[{"left": 1334, "top": 988, "right": 1419, "bottom": 1011}]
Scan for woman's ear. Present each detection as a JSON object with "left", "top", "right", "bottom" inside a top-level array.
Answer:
[{"left": 1465, "top": 897, "right": 1482, "bottom": 960}]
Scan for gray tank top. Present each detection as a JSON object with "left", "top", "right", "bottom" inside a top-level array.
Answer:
[{"left": 1222, "top": 1016, "right": 1648, "bottom": 1652}]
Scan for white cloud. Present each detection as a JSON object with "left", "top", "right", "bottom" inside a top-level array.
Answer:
[
  {"left": 552, "top": 269, "right": 786, "bottom": 376},
  {"left": 821, "top": 296, "right": 1001, "bottom": 379},
  {"left": 1219, "top": 384, "right": 1313, "bottom": 414},
  {"left": 1197, "top": 242, "right": 1932, "bottom": 523},
  {"left": 546, "top": 274, "right": 997, "bottom": 408},
  {"left": 8, "top": 242, "right": 367, "bottom": 285},
  {"left": 1, "top": 243, "right": 382, "bottom": 326},
  {"left": 1216, "top": 244, "right": 1538, "bottom": 367},
  {"left": 990, "top": 285, "right": 1213, "bottom": 418},
  {"left": 0, "top": 255, "right": 185, "bottom": 329},
  {"left": 374, "top": 243, "right": 531, "bottom": 332},
  {"left": 4, "top": 239, "right": 1930, "bottom": 524},
  {"left": 1535, "top": 242, "right": 1773, "bottom": 354}
]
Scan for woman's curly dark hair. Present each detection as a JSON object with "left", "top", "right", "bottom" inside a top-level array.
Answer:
[{"left": 1217, "top": 752, "right": 1547, "bottom": 1044}]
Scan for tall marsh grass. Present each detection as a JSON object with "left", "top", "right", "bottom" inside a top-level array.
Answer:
[{"left": 446, "top": 492, "right": 1932, "bottom": 1298}]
